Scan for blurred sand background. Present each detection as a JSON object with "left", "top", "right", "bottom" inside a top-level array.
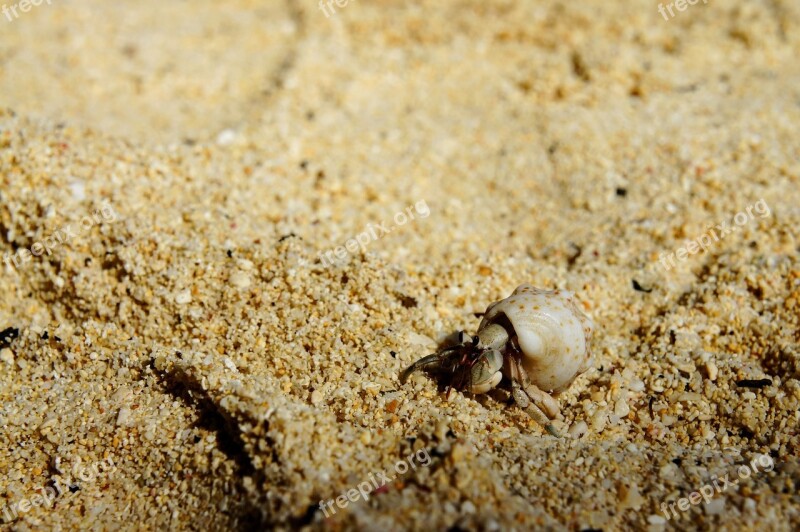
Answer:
[{"left": 1, "top": 0, "right": 799, "bottom": 530}]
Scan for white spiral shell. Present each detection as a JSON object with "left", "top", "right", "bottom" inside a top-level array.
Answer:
[{"left": 478, "top": 284, "right": 593, "bottom": 392}]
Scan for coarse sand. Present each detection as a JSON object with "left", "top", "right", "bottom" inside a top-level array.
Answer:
[{"left": 1, "top": 0, "right": 799, "bottom": 530}]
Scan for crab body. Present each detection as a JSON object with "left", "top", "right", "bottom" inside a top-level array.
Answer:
[{"left": 400, "top": 284, "right": 594, "bottom": 436}]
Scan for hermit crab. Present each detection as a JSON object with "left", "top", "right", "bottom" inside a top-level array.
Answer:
[{"left": 400, "top": 284, "right": 594, "bottom": 437}]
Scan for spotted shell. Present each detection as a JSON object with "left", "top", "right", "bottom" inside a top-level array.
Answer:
[{"left": 478, "top": 284, "right": 593, "bottom": 392}]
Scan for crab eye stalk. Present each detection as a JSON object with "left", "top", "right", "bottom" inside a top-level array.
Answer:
[{"left": 457, "top": 331, "right": 472, "bottom": 345}]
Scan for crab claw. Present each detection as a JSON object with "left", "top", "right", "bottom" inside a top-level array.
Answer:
[
  {"left": 400, "top": 352, "right": 445, "bottom": 384},
  {"left": 465, "top": 349, "right": 503, "bottom": 394}
]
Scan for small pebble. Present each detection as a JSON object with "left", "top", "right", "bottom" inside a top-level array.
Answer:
[
  {"left": 237, "top": 259, "right": 254, "bottom": 270},
  {"left": 705, "top": 498, "right": 725, "bottom": 515},
  {"left": 615, "top": 397, "right": 630, "bottom": 418},
  {"left": 175, "top": 290, "right": 192, "bottom": 304},
  {"left": 569, "top": 420, "right": 588, "bottom": 439},
  {"left": 620, "top": 483, "right": 645, "bottom": 509},
  {"left": 0, "top": 347, "right": 14, "bottom": 365},
  {"left": 706, "top": 361, "right": 718, "bottom": 381},
  {"left": 407, "top": 332, "right": 436, "bottom": 347},
  {"left": 112, "top": 386, "right": 132, "bottom": 403},
  {"left": 223, "top": 357, "right": 238, "bottom": 372},
  {"left": 229, "top": 271, "right": 251, "bottom": 289},
  {"left": 628, "top": 379, "right": 645, "bottom": 392},
  {"left": 216, "top": 129, "right": 237, "bottom": 145},
  {"left": 310, "top": 389, "right": 323, "bottom": 405},
  {"left": 69, "top": 181, "right": 86, "bottom": 200},
  {"left": 591, "top": 410, "right": 607, "bottom": 432},
  {"left": 117, "top": 406, "right": 132, "bottom": 426}
]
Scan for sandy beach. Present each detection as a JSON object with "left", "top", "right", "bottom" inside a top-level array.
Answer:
[{"left": 1, "top": 0, "right": 799, "bottom": 530}]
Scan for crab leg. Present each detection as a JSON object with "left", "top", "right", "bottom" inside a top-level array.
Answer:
[
  {"left": 507, "top": 357, "right": 561, "bottom": 437},
  {"left": 510, "top": 380, "right": 560, "bottom": 437}
]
